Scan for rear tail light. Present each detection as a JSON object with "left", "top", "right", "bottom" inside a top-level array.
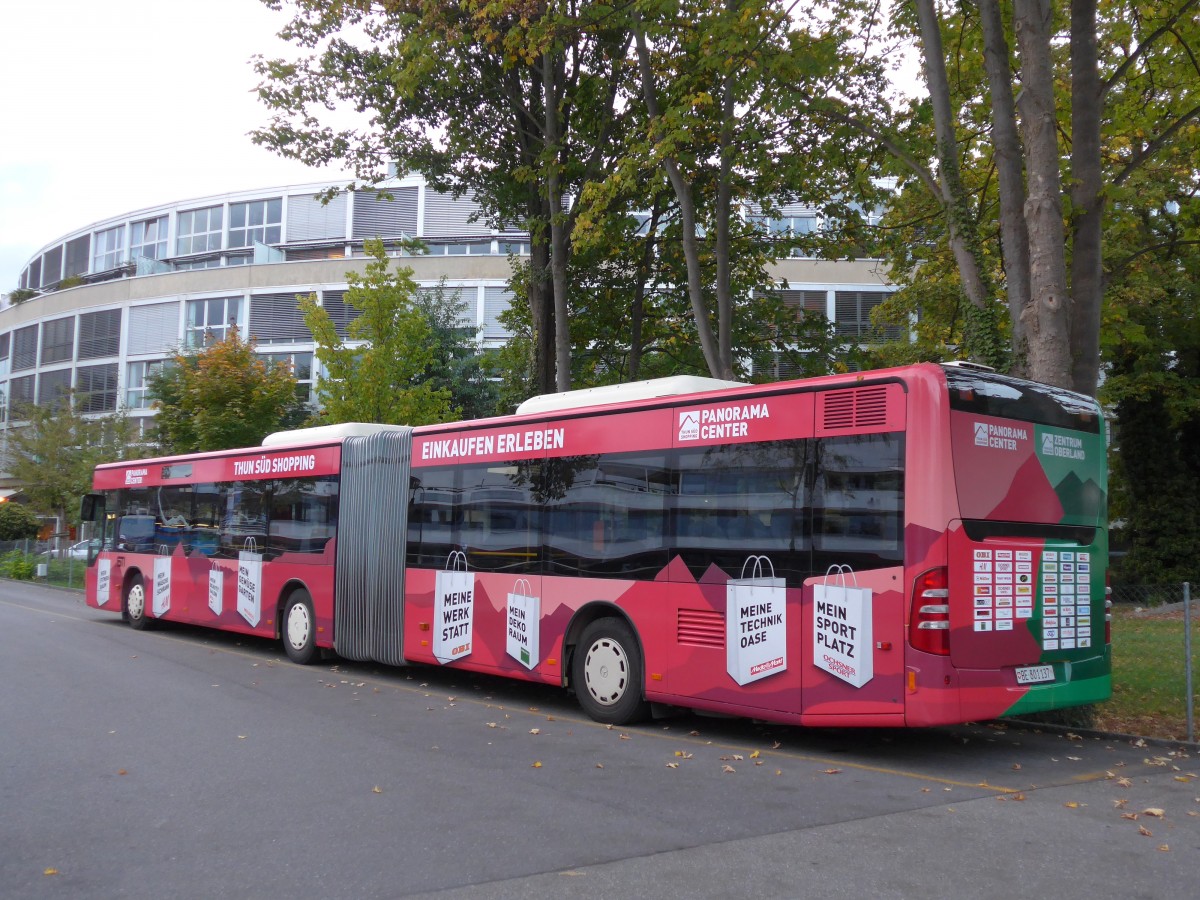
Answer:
[
  {"left": 910, "top": 567, "right": 951, "bottom": 656},
  {"left": 1105, "top": 570, "right": 1113, "bottom": 645}
]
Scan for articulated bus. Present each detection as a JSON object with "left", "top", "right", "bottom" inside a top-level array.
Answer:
[{"left": 81, "top": 362, "right": 1110, "bottom": 727}]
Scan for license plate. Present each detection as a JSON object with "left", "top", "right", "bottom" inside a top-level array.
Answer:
[{"left": 1015, "top": 664, "right": 1055, "bottom": 685}]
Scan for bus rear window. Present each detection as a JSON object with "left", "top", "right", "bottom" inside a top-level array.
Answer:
[{"left": 945, "top": 369, "right": 1100, "bottom": 433}]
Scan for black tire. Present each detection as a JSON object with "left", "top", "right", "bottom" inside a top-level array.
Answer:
[
  {"left": 282, "top": 590, "right": 317, "bottom": 665},
  {"left": 124, "top": 573, "right": 152, "bottom": 631},
  {"left": 572, "top": 617, "right": 649, "bottom": 725}
]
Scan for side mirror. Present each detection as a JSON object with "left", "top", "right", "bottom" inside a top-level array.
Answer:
[{"left": 80, "top": 493, "right": 104, "bottom": 522}]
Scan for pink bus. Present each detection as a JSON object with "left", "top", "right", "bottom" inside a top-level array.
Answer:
[{"left": 82, "top": 363, "right": 1110, "bottom": 726}]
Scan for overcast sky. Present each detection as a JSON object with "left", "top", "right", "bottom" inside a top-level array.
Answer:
[{"left": 0, "top": 0, "right": 347, "bottom": 289}]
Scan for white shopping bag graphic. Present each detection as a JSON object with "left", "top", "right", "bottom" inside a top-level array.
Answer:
[
  {"left": 506, "top": 578, "right": 540, "bottom": 669},
  {"left": 96, "top": 558, "right": 112, "bottom": 607},
  {"left": 208, "top": 561, "right": 224, "bottom": 616},
  {"left": 433, "top": 551, "right": 474, "bottom": 664},
  {"left": 237, "top": 538, "right": 263, "bottom": 627},
  {"left": 726, "top": 555, "right": 788, "bottom": 686},
  {"left": 812, "top": 565, "right": 874, "bottom": 688},
  {"left": 152, "top": 548, "right": 172, "bottom": 617}
]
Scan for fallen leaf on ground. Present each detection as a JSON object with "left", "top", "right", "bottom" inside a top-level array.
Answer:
[
  {"left": 1142, "top": 808, "right": 1165, "bottom": 817},
  {"left": 531, "top": 761, "right": 543, "bottom": 768},
  {"left": 372, "top": 786, "right": 382, "bottom": 794},
  {"left": 823, "top": 768, "right": 842, "bottom": 775},
  {"left": 1138, "top": 825, "right": 1153, "bottom": 837},
  {"left": 44, "top": 869, "right": 58, "bottom": 876},
  {"left": 722, "top": 765, "right": 736, "bottom": 773}
]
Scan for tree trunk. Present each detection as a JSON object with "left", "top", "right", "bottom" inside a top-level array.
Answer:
[
  {"left": 1068, "top": 0, "right": 1104, "bottom": 397},
  {"left": 976, "top": 0, "right": 1032, "bottom": 371},
  {"left": 1013, "top": 0, "right": 1073, "bottom": 388},
  {"left": 913, "top": 0, "right": 991, "bottom": 315},
  {"left": 634, "top": 23, "right": 722, "bottom": 378},
  {"left": 543, "top": 49, "right": 572, "bottom": 392},
  {"left": 528, "top": 223, "right": 556, "bottom": 396},
  {"left": 714, "top": 14, "right": 736, "bottom": 381}
]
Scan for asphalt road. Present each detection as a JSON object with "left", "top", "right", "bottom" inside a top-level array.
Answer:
[{"left": 2, "top": 581, "right": 1197, "bottom": 900}]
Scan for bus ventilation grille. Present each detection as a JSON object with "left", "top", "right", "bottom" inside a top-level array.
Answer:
[
  {"left": 677, "top": 609, "right": 725, "bottom": 648},
  {"left": 823, "top": 386, "right": 889, "bottom": 430}
]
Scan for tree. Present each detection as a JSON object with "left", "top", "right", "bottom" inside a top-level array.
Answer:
[
  {"left": 302, "top": 239, "right": 456, "bottom": 425},
  {"left": 0, "top": 501, "right": 42, "bottom": 541},
  {"left": 588, "top": 0, "right": 885, "bottom": 380},
  {"left": 4, "top": 400, "right": 135, "bottom": 530},
  {"left": 147, "top": 328, "right": 304, "bottom": 454},
  {"left": 854, "top": 0, "right": 1200, "bottom": 395},
  {"left": 254, "top": 0, "right": 632, "bottom": 394},
  {"left": 412, "top": 281, "right": 501, "bottom": 421}
]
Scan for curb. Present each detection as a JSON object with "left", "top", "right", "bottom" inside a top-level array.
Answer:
[{"left": 1003, "top": 718, "right": 1199, "bottom": 752}]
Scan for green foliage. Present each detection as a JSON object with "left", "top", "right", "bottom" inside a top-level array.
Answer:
[
  {"left": 5, "top": 402, "right": 135, "bottom": 527},
  {"left": 304, "top": 239, "right": 456, "bottom": 426},
  {"left": 0, "top": 503, "right": 41, "bottom": 541},
  {"left": 412, "top": 281, "right": 501, "bottom": 420},
  {"left": 0, "top": 550, "right": 35, "bottom": 580},
  {"left": 147, "top": 329, "right": 304, "bottom": 454},
  {"left": 7, "top": 288, "right": 37, "bottom": 304}
]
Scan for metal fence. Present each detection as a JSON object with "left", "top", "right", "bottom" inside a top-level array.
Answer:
[
  {"left": 0, "top": 539, "right": 90, "bottom": 591},
  {"left": 1110, "top": 583, "right": 1191, "bottom": 607},
  {"left": 1112, "top": 582, "right": 1197, "bottom": 742}
]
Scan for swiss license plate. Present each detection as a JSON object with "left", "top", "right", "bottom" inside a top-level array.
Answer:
[{"left": 1015, "top": 664, "right": 1055, "bottom": 685}]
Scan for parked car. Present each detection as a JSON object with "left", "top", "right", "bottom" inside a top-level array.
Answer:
[{"left": 41, "top": 539, "right": 100, "bottom": 560}]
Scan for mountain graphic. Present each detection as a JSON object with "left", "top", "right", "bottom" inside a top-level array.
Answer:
[{"left": 1054, "top": 471, "right": 1105, "bottom": 520}]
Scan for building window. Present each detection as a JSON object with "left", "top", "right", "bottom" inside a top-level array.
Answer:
[
  {"left": 38, "top": 368, "right": 73, "bottom": 409},
  {"left": 175, "top": 257, "right": 223, "bottom": 271},
  {"left": 9, "top": 375, "right": 34, "bottom": 413},
  {"left": 65, "top": 236, "right": 91, "bottom": 279},
  {"left": 77, "top": 363, "right": 119, "bottom": 413},
  {"left": 77, "top": 309, "right": 123, "bottom": 359},
  {"left": 186, "top": 297, "right": 243, "bottom": 348},
  {"left": 228, "top": 198, "right": 282, "bottom": 248},
  {"left": 93, "top": 226, "right": 126, "bottom": 272},
  {"left": 126, "top": 360, "right": 165, "bottom": 410},
  {"left": 130, "top": 216, "right": 168, "bottom": 260},
  {"left": 834, "top": 291, "right": 901, "bottom": 340},
  {"left": 12, "top": 325, "right": 38, "bottom": 371},
  {"left": 41, "top": 317, "right": 75, "bottom": 365},
  {"left": 260, "top": 351, "right": 314, "bottom": 402},
  {"left": 42, "top": 245, "right": 63, "bottom": 286},
  {"left": 177, "top": 206, "right": 224, "bottom": 255}
]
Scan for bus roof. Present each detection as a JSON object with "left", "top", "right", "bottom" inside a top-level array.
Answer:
[
  {"left": 261, "top": 422, "right": 409, "bottom": 447},
  {"left": 514, "top": 376, "right": 748, "bottom": 415}
]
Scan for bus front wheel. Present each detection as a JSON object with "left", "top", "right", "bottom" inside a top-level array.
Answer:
[
  {"left": 282, "top": 590, "right": 317, "bottom": 665},
  {"left": 124, "top": 574, "right": 151, "bottom": 631},
  {"left": 573, "top": 618, "right": 649, "bottom": 725}
]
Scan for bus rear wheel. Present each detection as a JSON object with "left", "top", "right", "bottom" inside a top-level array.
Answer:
[
  {"left": 124, "top": 574, "right": 151, "bottom": 631},
  {"left": 282, "top": 590, "right": 317, "bottom": 665},
  {"left": 573, "top": 618, "right": 649, "bottom": 725}
]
